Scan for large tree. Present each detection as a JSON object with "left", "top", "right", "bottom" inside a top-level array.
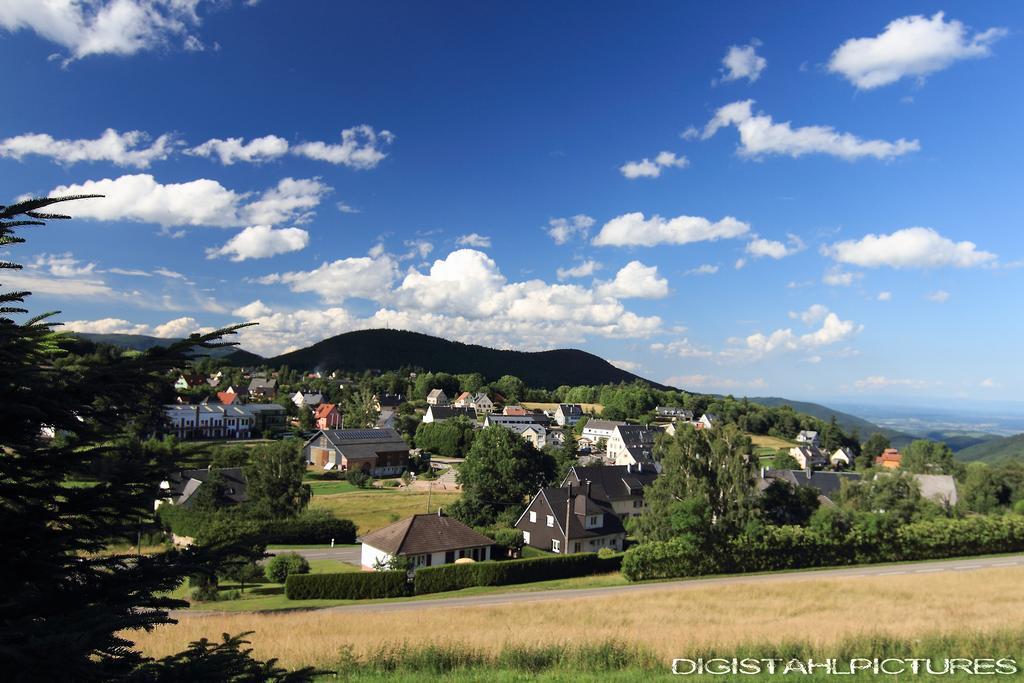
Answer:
[
  {"left": 244, "top": 441, "right": 311, "bottom": 519},
  {"left": 0, "top": 196, "right": 311, "bottom": 680},
  {"left": 449, "top": 425, "right": 555, "bottom": 526}
]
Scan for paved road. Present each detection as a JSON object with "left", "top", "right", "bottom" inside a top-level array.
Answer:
[
  {"left": 179, "top": 553, "right": 1024, "bottom": 618},
  {"left": 267, "top": 546, "right": 361, "bottom": 564}
]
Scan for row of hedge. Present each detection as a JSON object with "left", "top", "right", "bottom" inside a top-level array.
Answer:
[
  {"left": 414, "top": 552, "right": 622, "bottom": 596},
  {"left": 158, "top": 506, "right": 356, "bottom": 546},
  {"left": 285, "top": 570, "right": 409, "bottom": 600},
  {"left": 622, "top": 514, "right": 1024, "bottom": 581}
]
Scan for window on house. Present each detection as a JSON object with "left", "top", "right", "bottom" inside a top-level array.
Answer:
[
  {"left": 546, "top": 515, "right": 554, "bottom": 527},
  {"left": 551, "top": 539, "right": 560, "bottom": 553},
  {"left": 529, "top": 511, "right": 536, "bottom": 523},
  {"left": 523, "top": 531, "right": 530, "bottom": 544}
]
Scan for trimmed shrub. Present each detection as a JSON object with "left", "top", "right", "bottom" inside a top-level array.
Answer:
[
  {"left": 159, "top": 506, "right": 356, "bottom": 546},
  {"left": 265, "top": 552, "right": 311, "bottom": 583},
  {"left": 285, "top": 570, "right": 409, "bottom": 600},
  {"left": 260, "top": 511, "right": 356, "bottom": 545},
  {"left": 414, "top": 552, "right": 621, "bottom": 595}
]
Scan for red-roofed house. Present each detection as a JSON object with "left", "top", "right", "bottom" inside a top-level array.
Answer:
[
  {"left": 314, "top": 403, "right": 341, "bottom": 430},
  {"left": 217, "top": 391, "right": 238, "bottom": 405},
  {"left": 875, "top": 448, "right": 902, "bottom": 469}
]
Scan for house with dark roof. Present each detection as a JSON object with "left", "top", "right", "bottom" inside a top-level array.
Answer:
[
  {"left": 796, "top": 430, "right": 821, "bottom": 447},
  {"left": 374, "top": 394, "right": 404, "bottom": 410},
  {"left": 554, "top": 404, "right": 584, "bottom": 427},
  {"left": 292, "top": 390, "right": 324, "bottom": 409},
  {"left": 360, "top": 511, "right": 495, "bottom": 570},
  {"left": 515, "top": 483, "right": 626, "bottom": 554},
  {"left": 655, "top": 406, "right": 694, "bottom": 420},
  {"left": 607, "top": 424, "right": 662, "bottom": 466},
  {"left": 789, "top": 445, "right": 828, "bottom": 470},
  {"left": 248, "top": 377, "right": 277, "bottom": 399},
  {"left": 758, "top": 468, "right": 862, "bottom": 505},
  {"left": 303, "top": 428, "right": 410, "bottom": 477},
  {"left": 562, "top": 463, "right": 658, "bottom": 518},
  {"left": 697, "top": 413, "right": 720, "bottom": 430},
  {"left": 422, "top": 405, "right": 477, "bottom": 424},
  {"left": 426, "top": 389, "right": 448, "bottom": 406},
  {"left": 157, "top": 467, "right": 248, "bottom": 510}
]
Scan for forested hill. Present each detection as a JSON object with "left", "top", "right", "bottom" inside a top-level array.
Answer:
[
  {"left": 748, "top": 396, "right": 913, "bottom": 447},
  {"left": 242, "top": 329, "right": 671, "bottom": 390},
  {"left": 73, "top": 333, "right": 245, "bottom": 359},
  {"left": 956, "top": 433, "right": 1024, "bottom": 464}
]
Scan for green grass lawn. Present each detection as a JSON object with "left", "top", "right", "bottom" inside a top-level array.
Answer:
[
  {"left": 521, "top": 546, "right": 554, "bottom": 558},
  {"left": 311, "top": 489, "right": 461, "bottom": 535}
]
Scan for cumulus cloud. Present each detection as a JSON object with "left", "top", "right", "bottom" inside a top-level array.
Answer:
[
  {"left": 30, "top": 252, "right": 97, "bottom": 278},
  {"left": 186, "top": 135, "right": 289, "bottom": 165},
  {"left": 205, "top": 225, "right": 309, "bottom": 261},
  {"left": 47, "top": 174, "right": 330, "bottom": 228},
  {"left": 829, "top": 12, "right": 1007, "bottom": 90},
  {"left": 664, "top": 374, "right": 766, "bottom": 392},
  {"left": 232, "top": 300, "right": 272, "bottom": 318},
  {"left": 684, "top": 264, "right": 719, "bottom": 276},
  {"left": 877, "top": 291, "right": 892, "bottom": 301},
  {"left": 727, "top": 311, "right": 861, "bottom": 361},
  {"left": 651, "top": 339, "right": 712, "bottom": 359},
  {"left": 745, "top": 233, "right": 805, "bottom": 260},
  {"left": 547, "top": 215, "right": 595, "bottom": 245},
  {"left": 152, "top": 316, "right": 199, "bottom": 337},
  {"left": 822, "top": 266, "right": 858, "bottom": 287},
  {"left": 0, "top": 128, "right": 173, "bottom": 168},
  {"left": 456, "top": 233, "right": 491, "bottom": 248},
  {"left": 619, "top": 151, "right": 688, "bottom": 179},
  {"left": 291, "top": 125, "right": 394, "bottom": 169},
  {"left": 609, "top": 359, "right": 641, "bottom": 372},
  {"left": 719, "top": 40, "right": 767, "bottom": 83},
  {"left": 0, "top": 0, "right": 213, "bottom": 63},
  {"left": 594, "top": 261, "right": 669, "bottom": 299},
  {"left": 788, "top": 303, "right": 830, "bottom": 325},
  {"left": 927, "top": 289, "right": 951, "bottom": 303},
  {"left": 259, "top": 253, "right": 400, "bottom": 303},
  {"left": 62, "top": 315, "right": 202, "bottom": 338},
  {"left": 702, "top": 100, "right": 919, "bottom": 161},
  {"left": 593, "top": 212, "right": 749, "bottom": 247},
  {"left": 557, "top": 260, "right": 601, "bottom": 280},
  {"left": 826, "top": 227, "right": 996, "bottom": 269}
]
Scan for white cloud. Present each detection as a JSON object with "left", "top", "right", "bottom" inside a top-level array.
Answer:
[
  {"left": 47, "top": 174, "right": 330, "bottom": 228},
  {"left": 205, "top": 225, "right": 310, "bottom": 261},
  {"left": 729, "top": 312, "right": 861, "bottom": 361},
  {"left": 0, "top": 0, "right": 211, "bottom": 63},
  {"left": 745, "top": 233, "right": 805, "bottom": 260},
  {"left": 154, "top": 267, "right": 186, "bottom": 280},
  {"left": 651, "top": 339, "right": 712, "bottom": 359},
  {"left": 734, "top": 258, "right": 747, "bottom": 270},
  {"left": 291, "top": 125, "right": 394, "bottom": 169},
  {"left": 402, "top": 239, "right": 434, "bottom": 261},
  {"left": 557, "top": 260, "right": 601, "bottom": 280},
  {"left": 702, "top": 100, "right": 919, "bottom": 161},
  {"left": 926, "top": 289, "right": 951, "bottom": 303},
  {"left": 106, "top": 267, "right": 151, "bottom": 277},
  {"left": 336, "top": 201, "right": 360, "bottom": 214},
  {"left": 30, "top": 252, "right": 96, "bottom": 277},
  {"left": 186, "top": 135, "right": 289, "bottom": 165},
  {"left": 0, "top": 128, "right": 173, "bottom": 168},
  {"left": 593, "top": 212, "right": 749, "bottom": 247},
  {"left": 664, "top": 374, "right": 766, "bottom": 392},
  {"left": 595, "top": 261, "right": 669, "bottom": 299},
  {"left": 62, "top": 317, "right": 151, "bottom": 335},
  {"left": 619, "top": 151, "right": 688, "bottom": 179},
  {"left": 853, "top": 375, "right": 930, "bottom": 391},
  {"left": 260, "top": 253, "right": 400, "bottom": 303},
  {"left": 719, "top": 40, "right": 767, "bottom": 83},
  {"left": 877, "top": 291, "right": 892, "bottom": 301},
  {"left": 547, "top": 214, "right": 595, "bottom": 245},
  {"left": 980, "top": 378, "right": 998, "bottom": 389},
  {"left": 822, "top": 266, "right": 857, "bottom": 287},
  {"left": 684, "top": 264, "right": 719, "bottom": 276},
  {"left": 609, "top": 359, "right": 641, "bottom": 372},
  {"left": 828, "top": 12, "right": 1007, "bottom": 90},
  {"left": 456, "top": 233, "right": 491, "bottom": 248},
  {"left": 826, "top": 227, "right": 996, "bottom": 269},
  {"left": 232, "top": 300, "right": 272, "bottom": 318},
  {"left": 152, "top": 316, "right": 199, "bottom": 338},
  {"left": 3, "top": 269, "right": 115, "bottom": 298},
  {"left": 788, "top": 303, "right": 830, "bottom": 325}
]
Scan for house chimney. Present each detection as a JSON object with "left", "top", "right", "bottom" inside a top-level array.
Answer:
[
  {"left": 806, "top": 467, "right": 812, "bottom": 480},
  {"left": 586, "top": 480, "right": 592, "bottom": 497},
  {"left": 638, "top": 462, "right": 643, "bottom": 473},
  {"left": 626, "top": 463, "right": 631, "bottom": 473}
]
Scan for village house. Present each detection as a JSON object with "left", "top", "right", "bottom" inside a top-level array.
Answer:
[
  {"left": 876, "top": 448, "right": 902, "bottom": 469},
  {"left": 163, "top": 402, "right": 287, "bottom": 440},
  {"left": 303, "top": 428, "right": 410, "bottom": 477},
  {"left": 502, "top": 405, "right": 529, "bottom": 416},
  {"left": 788, "top": 444, "right": 828, "bottom": 470},
  {"left": 173, "top": 373, "right": 206, "bottom": 391},
  {"left": 374, "top": 394, "right": 404, "bottom": 411},
  {"left": 314, "top": 403, "right": 342, "bottom": 430},
  {"left": 515, "top": 482, "right": 626, "bottom": 554},
  {"left": 516, "top": 423, "right": 546, "bottom": 449},
  {"left": 291, "top": 390, "right": 323, "bottom": 409},
  {"left": 470, "top": 392, "right": 494, "bottom": 414},
  {"left": 453, "top": 391, "right": 473, "bottom": 408},
  {"left": 426, "top": 389, "right": 448, "bottom": 406},
  {"left": 607, "top": 424, "right": 662, "bottom": 466},
  {"left": 223, "top": 385, "right": 248, "bottom": 401},
  {"left": 831, "top": 446, "right": 855, "bottom": 469},
  {"left": 796, "top": 430, "right": 821, "bottom": 447},
  {"left": 655, "top": 406, "right": 694, "bottom": 420},
  {"left": 360, "top": 511, "right": 495, "bottom": 570},
  {"left": 422, "top": 405, "right": 477, "bottom": 424},
  {"left": 696, "top": 413, "right": 719, "bottom": 430},
  {"left": 554, "top": 403, "right": 584, "bottom": 427},
  {"left": 759, "top": 468, "right": 861, "bottom": 506},
  {"left": 216, "top": 391, "right": 240, "bottom": 405},
  {"left": 483, "top": 413, "right": 546, "bottom": 429},
  {"left": 562, "top": 463, "right": 658, "bottom": 518},
  {"left": 156, "top": 466, "right": 248, "bottom": 510},
  {"left": 581, "top": 419, "right": 627, "bottom": 445},
  {"left": 247, "top": 377, "right": 277, "bottom": 399}
]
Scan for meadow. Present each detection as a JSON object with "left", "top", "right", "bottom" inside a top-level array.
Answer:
[
  {"left": 131, "top": 566, "right": 1024, "bottom": 675},
  {"left": 310, "top": 488, "right": 462, "bottom": 534}
]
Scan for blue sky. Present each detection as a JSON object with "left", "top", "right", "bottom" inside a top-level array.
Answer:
[{"left": 1, "top": 1, "right": 1022, "bottom": 404}]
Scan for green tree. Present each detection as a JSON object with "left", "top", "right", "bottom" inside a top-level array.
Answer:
[
  {"left": 960, "top": 462, "right": 1008, "bottom": 514},
  {"left": 449, "top": 425, "right": 555, "bottom": 526},
  {"left": 901, "top": 439, "right": 962, "bottom": 476},
  {"left": 244, "top": 441, "right": 311, "bottom": 519},
  {"left": 770, "top": 452, "right": 800, "bottom": 470},
  {"left": 758, "top": 480, "right": 820, "bottom": 526},
  {"left": 494, "top": 374, "right": 526, "bottom": 403},
  {"left": 341, "top": 386, "right": 380, "bottom": 428},
  {"left": 860, "top": 433, "right": 890, "bottom": 470},
  {"left": 0, "top": 196, "right": 311, "bottom": 679}
]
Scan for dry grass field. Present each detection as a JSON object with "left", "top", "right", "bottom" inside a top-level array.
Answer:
[
  {"left": 748, "top": 433, "right": 797, "bottom": 450},
  {"left": 310, "top": 489, "right": 462, "bottom": 534},
  {"left": 131, "top": 567, "right": 1024, "bottom": 670},
  {"left": 522, "top": 402, "right": 604, "bottom": 415}
]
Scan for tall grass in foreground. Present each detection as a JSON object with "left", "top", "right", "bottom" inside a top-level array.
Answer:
[{"left": 319, "top": 631, "right": 1024, "bottom": 681}]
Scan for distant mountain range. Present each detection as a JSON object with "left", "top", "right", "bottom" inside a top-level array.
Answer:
[
  {"left": 748, "top": 396, "right": 914, "bottom": 448},
  {"left": 956, "top": 434, "right": 1024, "bottom": 464}
]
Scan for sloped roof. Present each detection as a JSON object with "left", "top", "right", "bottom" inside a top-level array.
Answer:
[
  {"left": 164, "top": 467, "right": 248, "bottom": 507},
  {"left": 362, "top": 514, "right": 494, "bottom": 556},
  {"left": 557, "top": 404, "right": 583, "bottom": 416},
  {"left": 306, "top": 428, "right": 410, "bottom": 460},
  {"left": 427, "top": 389, "right": 446, "bottom": 399},
  {"left": 564, "top": 464, "right": 658, "bottom": 502},
  {"left": 763, "top": 469, "right": 862, "bottom": 501},
  {"left": 427, "top": 406, "right": 476, "bottom": 421},
  {"left": 914, "top": 474, "right": 958, "bottom": 506},
  {"left": 538, "top": 487, "right": 625, "bottom": 539},
  {"left": 314, "top": 403, "right": 337, "bottom": 419},
  {"left": 582, "top": 419, "right": 627, "bottom": 432},
  {"left": 248, "top": 377, "right": 277, "bottom": 391}
]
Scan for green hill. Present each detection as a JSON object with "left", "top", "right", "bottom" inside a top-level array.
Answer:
[
  {"left": 748, "top": 396, "right": 913, "bottom": 447},
  {"left": 956, "top": 433, "right": 1024, "bottom": 464},
  {"left": 72, "top": 333, "right": 244, "bottom": 358},
  {"left": 245, "top": 328, "right": 670, "bottom": 390}
]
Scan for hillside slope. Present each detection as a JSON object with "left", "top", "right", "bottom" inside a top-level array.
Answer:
[
  {"left": 956, "top": 433, "right": 1024, "bottom": 464},
  {"left": 256, "top": 329, "right": 670, "bottom": 390},
  {"left": 73, "top": 333, "right": 243, "bottom": 358},
  {"left": 748, "top": 396, "right": 913, "bottom": 447}
]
